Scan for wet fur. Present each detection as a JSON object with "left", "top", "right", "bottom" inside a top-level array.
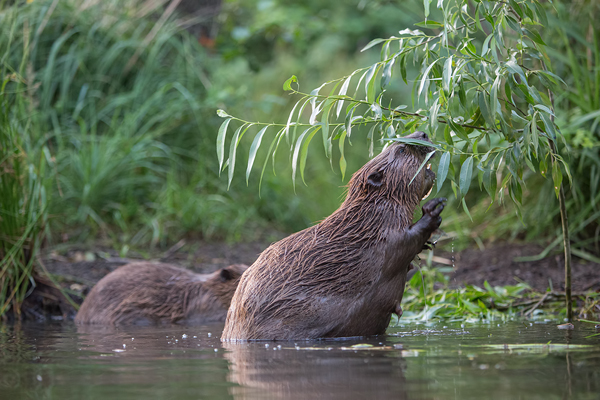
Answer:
[
  {"left": 75, "top": 262, "right": 248, "bottom": 325},
  {"left": 222, "top": 131, "right": 445, "bottom": 341}
]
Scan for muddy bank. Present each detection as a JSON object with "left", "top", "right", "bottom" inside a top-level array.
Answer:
[{"left": 16, "top": 241, "right": 600, "bottom": 322}]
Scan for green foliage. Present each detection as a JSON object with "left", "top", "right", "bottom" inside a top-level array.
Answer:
[
  {"left": 218, "top": 0, "right": 566, "bottom": 216},
  {"left": 399, "top": 265, "right": 533, "bottom": 321}
]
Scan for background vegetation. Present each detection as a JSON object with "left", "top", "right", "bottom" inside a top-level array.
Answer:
[{"left": 0, "top": 0, "right": 598, "bottom": 317}]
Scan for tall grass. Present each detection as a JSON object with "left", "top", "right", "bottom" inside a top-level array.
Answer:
[
  {"left": 0, "top": 0, "right": 274, "bottom": 247},
  {"left": 0, "top": 76, "right": 49, "bottom": 318}
]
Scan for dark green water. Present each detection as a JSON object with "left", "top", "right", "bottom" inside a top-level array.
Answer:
[{"left": 1, "top": 320, "right": 598, "bottom": 400}]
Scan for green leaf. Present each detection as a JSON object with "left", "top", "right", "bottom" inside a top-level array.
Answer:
[
  {"left": 292, "top": 128, "right": 311, "bottom": 187},
  {"left": 442, "top": 56, "right": 453, "bottom": 95},
  {"left": 552, "top": 162, "right": 563, "bottom": 198},
  {"left": 483, "top": 167, "right": 497, "bottom": 202},
  {"left": 216, "top": 109, "right": 230, "bottom": 118},
  {"left": 299, "top": 126, "right": 321, "bottom": 184},
  {"left": 478, "top": 92, "right": 495, "bottom": 127},
  {"left": 458, "top": 82, "right": 467, "bottom": 109},
  {"left": 365, "top": 63, "right": 381, "bottom": 104},
  {"left": 429, "top": 98, "right": 440, "bottom": 135},
  {"left": 540, "top": 113, "right": 556, "bottom": 139},
  {"left": 414, "top": 20, "right": 444, "bottom": 28},
  {"left": 436, "top": 151, "right": 450, "bottom": 193},
  {"left": 448, "top": 118, "right": 470, "bottom": 141},
  {"left": 283, "top": 75, "right": 298, "bottom": 91},
  {"left": 246, "top": 126, "right": 269, "bottom": 185},
  {"left": 345, "top": 102, "right": 360, "bottom": 137},
  {"left": 423, "top": 0, "right": 432, "bottom": 18},
  {"left": 481, "top": 34, "right": 491, "bottom": 57},
  {"left": 339, "top": 130, "right": 348, "bottom": 180},
  {"left": 490, "top": 75, "right": 501, "bottom": 118},
  {"left": 381, "top": 58, "right": 396, "bottom": 89},
  {"left": 534, "top": 0, "right": 548, "bottom": 27},
  {"left": 524, "top": 28, "right": 546, "bottom": 46},
  {"left": 216, "top": 118, "right": 232, "bottom": 173},
  {"left": 228, "top": 124, "right": 252, "bottom": 189},
  {"left": 361, "top": 38, "right": 387, "bottom": 52},
  {"left": 505, "top": 60, "right": 527, "bottom": 85},
  {"left": 461, "top": 198, "right": 473, "bottom": 222},
  {"left": 409, "top": 151, "right": 436, "bottom": 186},
  {"left": 534, "top": 104, "right": 554, "bottom": 116},
  {"left": 336, "top": 74, "right": 353, "bottom": 118},
  {"left": 371, "top": 103, "right": 383, "bottom": 120},
  {"left": 459, "top": 156, "right": 474, "bottom": 197},
  {"left": 418, "top": 59, "right": 439, "bottom": 98},
  {"left": 400, "top": 55, "right": 408, "bottom": 84},
  {"left": 320, "top": 100, "right": 335, "bottom": 158},
  {"left": 259, "top": 129, "right": 284, "bottom": 195},
  {"left": 388, "top": 137, "right": 441, "bottom": 149}
]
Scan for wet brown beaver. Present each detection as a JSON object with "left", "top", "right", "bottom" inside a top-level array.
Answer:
[
  {"left": 75, "top": 262, "right": 248, "bottom": 325},
  {"left": 222, "top": 131, "right": 444, "bottom": 340}
]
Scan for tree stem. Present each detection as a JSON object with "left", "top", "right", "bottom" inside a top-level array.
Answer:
[
  {"left": 544, "top": 65, "right": 573, "bottom": 321},
  {"left": 558, "top": 182, "right": 573, "bottom": 321}
]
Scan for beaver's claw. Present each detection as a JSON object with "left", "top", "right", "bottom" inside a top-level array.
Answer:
[{"left": 422, "top": 240, "right": 436, "bottom": 251}]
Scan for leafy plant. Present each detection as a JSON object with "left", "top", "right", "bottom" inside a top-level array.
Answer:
[{"left": 217, "top": 0, "right": 576, "bottom": 319}]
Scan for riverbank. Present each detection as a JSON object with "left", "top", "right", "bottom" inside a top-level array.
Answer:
[{"left": 13, "top": 241, "right": 600, "bottom": 322}]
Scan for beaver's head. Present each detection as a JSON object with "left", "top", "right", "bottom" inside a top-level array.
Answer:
[
  {"left": 206, "top": 263, "right": 249, "bottom": 304},
  {"left": 347, "top": 131, "right": 436, "bottom": 206}
]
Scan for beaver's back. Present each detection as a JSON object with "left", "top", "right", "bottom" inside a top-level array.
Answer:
[{"left": 75, "top": 262, "right": 247, "bottom": 325}]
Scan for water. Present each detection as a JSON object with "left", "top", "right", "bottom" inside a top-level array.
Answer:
[{"left": 1, "top": 320, "right": 599, "bottom": 400}]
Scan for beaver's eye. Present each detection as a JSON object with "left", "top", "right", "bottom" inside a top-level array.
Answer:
[{"left": 367, "top": 170, "right": 384, "bottom": 187}]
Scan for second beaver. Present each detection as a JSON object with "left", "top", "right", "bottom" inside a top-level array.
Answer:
[
  {"left": 222, "top": 131, "right": 444, "bottom": 340},
  {"left": 75, "top": 262, "right": 248, "bottom": 325}
]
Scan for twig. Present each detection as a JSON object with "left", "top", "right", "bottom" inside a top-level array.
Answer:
[{"left": 525, "top": 291, "right": 550, "bottom": 315}]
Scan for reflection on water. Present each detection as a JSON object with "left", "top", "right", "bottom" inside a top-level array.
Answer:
[
  {"left": 0, "top": 320, "right": 599, "bottom": 400},
  {"left": 224, "top": 340, "right": 408, "bottom": 400}
]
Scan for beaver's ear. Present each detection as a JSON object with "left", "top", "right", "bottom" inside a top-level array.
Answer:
[
  {"left": 367, "top": 170, "right": 384, "bottom": 187},
  {"left": 219, "top": 268, "right": 234, "bottom": 282}
]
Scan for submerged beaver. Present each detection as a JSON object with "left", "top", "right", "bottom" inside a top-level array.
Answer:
[
  {"left": 75, "top": 262, "right": 248, "bottom": 325},
  {"left": 222, "top": 131, "right": 444, "bottom": 340}
]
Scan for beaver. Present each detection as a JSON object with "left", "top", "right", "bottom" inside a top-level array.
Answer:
[
  {"left": 75, "top": 262, "right": 248, "bottom": 325},
  {"left": 222, "top": 131, "right": 445, "bottom": 340}
]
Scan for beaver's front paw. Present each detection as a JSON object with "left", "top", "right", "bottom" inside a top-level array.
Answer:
[{"left": 421, "top": 197, "right": 446, "bottom": 234}]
